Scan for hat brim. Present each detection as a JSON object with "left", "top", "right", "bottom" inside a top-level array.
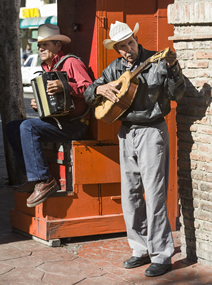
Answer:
[
  {"left": 28, "top": 34, "right": 71, "bottom": 44},
  {"left": 103, "top": 22, "right": 139, "bottom": 50}
]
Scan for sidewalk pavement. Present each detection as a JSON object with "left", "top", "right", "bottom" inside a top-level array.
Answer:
[{"left": 0, "top": 95, "right": 212, "bottom": 284}]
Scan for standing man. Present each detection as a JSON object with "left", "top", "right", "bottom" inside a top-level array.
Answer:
[
  {"left": 22, "top": 44, "right": 32, "bottom": 64},
  {"left": 84, "top": 21, "right": 186, "bottom": 277},
  {"left": 6, "top": 24, "right": 92, "bottom": 207}
]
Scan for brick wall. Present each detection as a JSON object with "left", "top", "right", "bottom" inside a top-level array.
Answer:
[{"left": 168, "top": 0, "right": 212, "bottom": 266}]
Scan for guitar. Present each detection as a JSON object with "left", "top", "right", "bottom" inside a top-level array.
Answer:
[{"left": 95, "top": 47, "right": 171, "bottom": 124}]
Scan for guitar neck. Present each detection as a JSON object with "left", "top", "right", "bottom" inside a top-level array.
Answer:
[{"left": 130, "top": 58, "right": 151, "bottom": 80}]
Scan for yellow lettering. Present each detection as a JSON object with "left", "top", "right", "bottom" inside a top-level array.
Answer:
[
  {"left": 21, "top": 8, "right": 40, "bottom": 18},
  {"left": 22, "top": 8, "right": 30, "bottom": 18},
  {"left": 33, "top": 8, "right": 40, "bottom": 18}
]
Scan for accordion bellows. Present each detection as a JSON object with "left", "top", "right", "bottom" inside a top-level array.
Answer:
[{"left": 31, "top": 71, "right": 75, "bottom": 118}]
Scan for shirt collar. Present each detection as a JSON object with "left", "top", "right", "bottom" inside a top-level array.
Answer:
[{"left": 41, "top": 50, "right": 65, "bottom": 71}]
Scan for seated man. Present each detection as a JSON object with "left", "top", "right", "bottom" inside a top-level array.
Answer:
[
  {"left": 6, "top": 24, "right": 92, "bottom": 208},
  {"left": 84, "top": 21, "right": 186, "bottom": 277}
]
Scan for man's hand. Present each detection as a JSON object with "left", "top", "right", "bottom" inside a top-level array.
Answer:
[
  {"left": 47, "top": 79, "right": 64, "bottom": 95},
  {"left": 31, "top": 98, "right": 37, "bottom": 111},
  {"left": 96, "top": 83, "right": 120, "bottom": 103},
  {"left": 165, "top": 50, "right": 177, "bottom": 67}
]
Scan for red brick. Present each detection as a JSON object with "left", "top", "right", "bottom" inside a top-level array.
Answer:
[
  {"left": 197, "top": 70, "right": 211, "bottom": 77},
  {"left": 183, "top": 70, "right": 196, "bottom": 78},
  {"left": 194, "top": 211, "right": 212, "bottom": 222},
  {"left": 200, "top": 182, "right": 212, "bottom": 192},
  {"left": 178, "top": 51, "right": 194, "bottom": 60},
  {"left": 192, "top": 135, "right": 211, "bottom": 144},
  {"left": 190, "top": 153, "right": 211, "bottom": 163},
  {"left": 203, "top": 222, "right": 212, "bottom": 232},
  {"left": 200, "top": 192, "right": 212, "bottom": 201},
  {"left": 191, "top": 171, "right": 203, "bottom": 181},
  {"left": 196, "top": 51, "right": 212, "bottom": 59},
  {"left": 205, "top": 173, "right": 212, "bottom": 182},
  {"left": 200, "top": 202, "right": 212, "bottom": 213},
  {"left": 199, "top": 145, "right": 212, "bottom": 153},
  {"left": 200, "top": 164, "right": 212, "bottom": 173},
  {"left": 187, "top": 61, "right": 208, "bottom": 68},
  {"left": 198, "top": 126, "right": 212, "bottom": 135}
]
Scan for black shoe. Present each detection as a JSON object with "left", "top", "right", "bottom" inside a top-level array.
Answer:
[
  {"left": 123, "top": 256, "right": 151, "bottom": 269},
  {"left": 145, "top": 263, "right": 172, "bottom": 277}
]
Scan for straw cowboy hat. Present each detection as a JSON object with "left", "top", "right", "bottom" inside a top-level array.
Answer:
[
  {"left": 28, "top": 24, "right": 71, "bottom": 44},
  {"left": 103, "top": 21, "right": 139, "bottom": 50}
]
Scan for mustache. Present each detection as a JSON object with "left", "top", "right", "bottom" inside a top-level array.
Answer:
[{"left": 126, "top": 52, "right": 136, "bottom": 58}]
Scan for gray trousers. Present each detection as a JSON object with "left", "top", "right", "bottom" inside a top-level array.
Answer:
[{"left": 118, "top": 120, "right": 174, "bottom": 264}]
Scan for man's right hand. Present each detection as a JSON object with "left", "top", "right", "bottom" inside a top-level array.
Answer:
[
  {"left": 31, "top": 99, "right": 38, "bottom": 111},
  {"left": 96, "top": 83, "right": 120, "bottom": 103}
]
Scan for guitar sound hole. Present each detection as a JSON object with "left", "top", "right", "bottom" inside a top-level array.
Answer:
[{"left": 116, "top": 83, "right": 122, "bottom": 91}]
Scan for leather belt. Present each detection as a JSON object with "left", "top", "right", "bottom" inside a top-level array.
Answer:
[{"left": 122, "top": 117, "right": 165, "bottom": 129}]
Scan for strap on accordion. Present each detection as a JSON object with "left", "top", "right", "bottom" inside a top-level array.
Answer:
[
  {"left": 55, "top": 71, "right": 71, "bottom": 113},
  {"left": 53, "top": 54, "right": 83, "bottom": 70}
]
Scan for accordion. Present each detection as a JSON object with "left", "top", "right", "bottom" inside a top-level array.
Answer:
[{"left": 31, "top": 71, "right": 75, "bottom": 119}]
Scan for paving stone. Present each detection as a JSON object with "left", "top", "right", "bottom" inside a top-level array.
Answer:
[
  {"left": 0, "top": 262, "right": 15, "bottom": 275},
  {"left": 38, "top": 258, "right": 106, "bottom": 278},
  {"left": 32, "top": 247, "right": 78, "bottom": 262},
  {"left": 79, "top": 274, "right": 132, "bottom": 285},
  {"left": 0, "top": 247, "right": 32, "bottom": 261},
  {"left": 0, "top": 267, "right": 45, "bottom": 284},
  {"left": 10, "top": 239, "right": 50, "bottom": 251},
  {"left": 4, "top": 255, "right": 43, "bottom": 268},
  {"left": 43, "top": 273, "right": 87, "bottom": 285}
]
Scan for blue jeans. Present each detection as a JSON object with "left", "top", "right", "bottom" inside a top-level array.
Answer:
[{"left": 6, "top": 117, "right": 88, "bottom": 181}]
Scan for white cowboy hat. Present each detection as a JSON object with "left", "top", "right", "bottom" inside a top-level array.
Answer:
[
  {"left": 103, "top": 21, "right": 139, "bottom": 50},
  {"left": 28, "top": 24, "right": 71, "bottom": 44}
]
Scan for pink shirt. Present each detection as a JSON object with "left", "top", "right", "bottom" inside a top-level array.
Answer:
[{"left": 41, "top": 51, "right": 92, "bottom": 119}]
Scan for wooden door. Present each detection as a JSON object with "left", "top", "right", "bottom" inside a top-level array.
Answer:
[{"left": 96, "top": 0, "right": 177, "bottom": 230}]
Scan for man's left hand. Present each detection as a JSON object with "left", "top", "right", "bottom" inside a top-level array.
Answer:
[
  {"left": 165, "top": 50, "right": 177, "bottom": 67},
  {"left": 47, "top": 79, "right": 64, "bottom": 95}
]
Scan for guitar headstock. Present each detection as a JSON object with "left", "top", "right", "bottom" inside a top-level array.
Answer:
[{"left": 150, "top": 47, "right": 171, "bottom": 63}]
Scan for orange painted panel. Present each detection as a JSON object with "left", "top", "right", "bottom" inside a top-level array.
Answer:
[
  {"left": 10, "top": 209, "right": 47, "bottom": 240},
  {"left": 47, "top": 214, "right": 126, "bottom": 240},
  {"left": 73, "top": 143, "right": 121, "bottom": 185}
]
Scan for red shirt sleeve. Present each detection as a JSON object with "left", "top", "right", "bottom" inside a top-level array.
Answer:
[{"left": 62, "top": 57, "right": 93, "bottom": 98}]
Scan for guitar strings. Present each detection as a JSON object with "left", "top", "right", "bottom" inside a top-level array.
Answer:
[{"left": 154, "top": 55, "right": 162, "bottom": 74}]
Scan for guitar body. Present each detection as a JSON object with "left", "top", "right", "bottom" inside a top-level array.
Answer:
[{"left": 95, "top": 71, "right": 139, "bottom": 123}]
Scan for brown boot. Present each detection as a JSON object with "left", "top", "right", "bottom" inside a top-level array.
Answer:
[
  {"left": 26, "top": 177, "right": 59, "bottom": 207},
  {"left": 17, "top": 181, "right": 39, "bottom": 193}
]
